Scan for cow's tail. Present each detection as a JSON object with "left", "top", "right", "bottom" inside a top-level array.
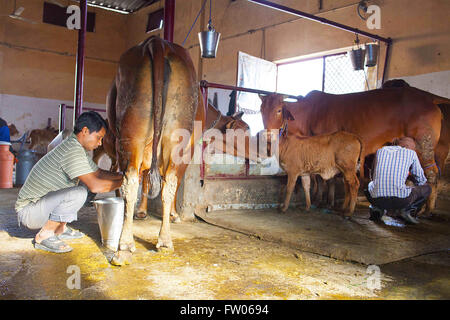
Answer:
[
  {"left": 146, "top": 38, "right": 169, "bottom": 199},
  {"left": 355, "top": 133, "right": 365, "bottom": 180}
]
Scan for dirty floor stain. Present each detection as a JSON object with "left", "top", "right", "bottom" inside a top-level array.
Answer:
[{"left": 1, "top": 167, "right": 450, "bottom": 300}]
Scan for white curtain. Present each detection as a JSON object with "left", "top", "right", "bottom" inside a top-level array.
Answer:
[{"left": 236, "top": 51, "right": 277, "bottom": 135}]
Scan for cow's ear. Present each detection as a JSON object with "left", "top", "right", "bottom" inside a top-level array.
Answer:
[
  {"left": 225, "top": 120, "right": 235, "bottom": 129},
  {"left": 232, "top": 111, "right": 244, "bottom": 119},
  {"left": 282, "top": 107, "right": 295, "bottom": 121}
]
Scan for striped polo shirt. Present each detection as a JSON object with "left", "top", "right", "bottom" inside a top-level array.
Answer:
[
  {"left": 15, "top": 133, "right": 98, "bottom": 212},
  {"left": 368, "top": 146, "right": 427, "bottom": 199}
]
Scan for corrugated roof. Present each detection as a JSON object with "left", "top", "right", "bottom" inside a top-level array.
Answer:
[{"left": 83, "top": 0, "right": 159, "bottom": 14}]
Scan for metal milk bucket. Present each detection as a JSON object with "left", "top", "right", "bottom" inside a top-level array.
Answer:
[
  {"left": 365, "top": 43, "right": 379, "bottom": 67},
  {"left": 15, "top": 149, "right": 37, "bottom": 186},
  {"left": 93, "top": 197, "right": 124, "bottom": 251},
  {"left": 198, "top": 27, "right": 221, "bottom": 58},
  {"left": 349, "top": 48, "right": 365, "bottom": 70}
]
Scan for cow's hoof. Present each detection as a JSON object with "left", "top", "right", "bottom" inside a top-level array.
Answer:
[
  {"left": 134, "top": 211, "right": 148, "bottom": 220},
  {"left": 343, "top": 214, "right": 353, "bottom": 220},
  {"left": 279, "top": 205, "right": 288, "bottom": 213},
  {"left": 156, "top": 238, "right": 174, "bottom": 252},
  {"left": 170, "top": 213, "right": 181, "bottom": 223},
  {"left": 119, "top": 242, "right": 136, "bottom": 253},
  {"left": 110, "top": 250, "right": 132, "bottom": 266}
]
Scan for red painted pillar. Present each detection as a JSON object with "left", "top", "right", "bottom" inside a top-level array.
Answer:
[
  {"left": 74, "top": 0, "right": 87, "bottom": 123},
  {"left": 164, "top": 0, "right": 175, "bottom": 42}
]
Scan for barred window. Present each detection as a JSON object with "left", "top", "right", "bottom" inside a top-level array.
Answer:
[{"left": 277, "top": 52, "right": 367, "bottom": 96}]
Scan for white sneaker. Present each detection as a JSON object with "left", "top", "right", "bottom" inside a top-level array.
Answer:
[{"left": 381, "top": 215, "right": 405, "bottom": 227}]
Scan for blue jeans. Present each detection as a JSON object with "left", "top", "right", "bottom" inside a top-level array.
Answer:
[{"left": 17, "top": 186, "right": 88, "bottom": 229}]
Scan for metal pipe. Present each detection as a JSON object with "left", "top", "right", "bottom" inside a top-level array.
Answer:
[
  {"left": 200, "top": 85, "right": 208, "bottom": 185},
  {"left": 59, "top": 104, "right": 66, "bottom": 132},
  {"left": 381, "top": 39, "right": 392, "bottom": 84},
  {"left": 73, "top": 0, "right": 88, "bottom": 123},
  {"left": 164, "top": 0, "right": 175, "bottom": 42},
  {"left": 65, "top": 105, "right": 106, "bottom": 113},
  {"left": 247, "top": 0, "right": 391, "bottom": 44},
  {"left": 200, "top": 80, "right": 298, "bottom": 100},
  {"left": 206, "top": 175, "right": 285, "bottom": 180}
]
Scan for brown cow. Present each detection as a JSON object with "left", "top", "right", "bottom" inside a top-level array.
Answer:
[
  {"left": 382, "top": 79, "right": 450, "bottom": 176},
  {"left": 28, "top": 126, "right": 59, "bottom": 151},
  {"left": 108, "top": 36, "right": 204, "bottom": 265},
  {"left": 435, "top": 102, "right": 450, "bottom": 176},
  {"left": 263, "top": 107, "right": 362, "bottom": 217},
  {"left": 8, "top": 124, "right": 19, "bottom": 137},
  {"left": 93, "top": 102, "right": 251, "bottom": 222},
  {"left": 260, "top": 87, "right": 442, "bottom": 215}
]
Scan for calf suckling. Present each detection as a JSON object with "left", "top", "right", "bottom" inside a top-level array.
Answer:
[{"left": 264, "top": 107, "right": 363, "bottom": 217}]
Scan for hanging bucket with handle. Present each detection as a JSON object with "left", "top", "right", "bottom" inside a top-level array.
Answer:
[
  {"left": 198, "top": 25, "right": 221, "bottom": 58},
  {"left": 349, "top": 47, "right": 366, "bottom": 71},
  {"left": 365, "top": 43, "right": 379, "bottom": 67}
]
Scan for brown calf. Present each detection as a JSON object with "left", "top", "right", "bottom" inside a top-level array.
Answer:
[
  {"left": 8, "top": 124, "right": 19, "bottom": 137},
  {"left": 28, "top": 127, "right": 59, "bottom": 151},
  {"left": 266, "top": 107, "right": 363, "bottom": 217}
]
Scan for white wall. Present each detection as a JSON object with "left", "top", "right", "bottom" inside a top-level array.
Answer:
[
  {"left": 0, "top": 93, "right": 106, "bottom": 139},
  {"left": 381, "top": 70, "right": 450, "bottom": 98}
]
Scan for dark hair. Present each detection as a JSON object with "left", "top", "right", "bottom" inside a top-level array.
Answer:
[
  {"left": 73, "top": 111, "right": 107, "bottom": 134},
  {"left": 0, "top": 117, "right": 7, "bottom": 128}
]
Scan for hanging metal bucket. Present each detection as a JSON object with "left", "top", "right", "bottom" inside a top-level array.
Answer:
[
  {"left": 198, "top": 28, "right": 221, "bottom": 58},
  {"left": 93, "top": 197, "right": 124, "bottom": 251},
  {"left": 349, "top": 48, "right": 365, "bottom": 70},
  {"left": 365, "top": 43, "right": 379, "bottom": 67}
]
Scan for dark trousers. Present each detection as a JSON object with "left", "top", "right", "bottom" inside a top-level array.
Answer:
[{"left": 366, "top": 184, "right": 432, "bottom": 211}]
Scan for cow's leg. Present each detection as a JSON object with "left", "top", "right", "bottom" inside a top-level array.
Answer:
[
  {"left": 156, "top": 165, "right": 178, "bottom": 251},
  {"left": 343, "top": 172, "right": 360, "bottom": 217},
  {"left": 416, "top": 134, "right": 440, "bottom": 215},
  {"left": 135, "top": 169, "right": 150, "bottom": 220},
  {"left": 166, "top": 161, "right": 190, "bottom": 223},
  {"left": 327, "top": 178, "right": 336, "bottom": 209},
  {"left": 111, "top": 165, "right": 139, "bottom": 266},
  {"left": 280, "top": 173, "right": 299, "bottom": 212},
  {"left": 310, "top": 175, "right": 319, "bottom": 204},
  {"left": 341, "top": 177, "right": 350, "bottom": 212},
  {"left": 435, "top": 142, "right": 448, "bottom": 177},
  {"left": 112, "top": 162, "right": 121, "bottom": 197},
  {"left": 300, "top": 175, "right": 312, "bottom": 212},
  {"left": 317, "top": 176, "right": 327, "bottom": 207},
  {"left": 170, "top": 187, "right": 182, "bottom": 223}
]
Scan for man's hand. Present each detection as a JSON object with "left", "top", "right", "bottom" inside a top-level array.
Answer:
[{"left": 78, "top": 170, "right": 123, "bottom": 193}]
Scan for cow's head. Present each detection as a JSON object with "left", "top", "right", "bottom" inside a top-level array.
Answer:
[
  {"left": 259, "top": 93, "right": 289, "bottom": 130},
  {"left": 8, "top": 124, "right": 19, "bottom": 137},
  {"left": 225, "top": 111, "right": 250, "bottom": 131},
  {"left": 257, "top": 105, "right": 295, "bottom": 157}
]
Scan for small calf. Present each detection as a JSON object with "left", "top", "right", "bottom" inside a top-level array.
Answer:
[
  {"left": 266, "top": 107, "right": 363, "bottom": 217},
  {"left": 28, "top": 126, "right": 59, "bottom": 151},
  {"left": 8, "top": 124, "right": 19, "bottom": 137}
]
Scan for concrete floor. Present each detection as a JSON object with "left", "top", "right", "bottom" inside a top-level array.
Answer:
[{"left": 0, "top": 183, "right": 449, "bottom": 300}]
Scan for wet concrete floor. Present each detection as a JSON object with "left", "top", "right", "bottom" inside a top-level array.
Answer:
[{"left": 0, "top": 186, "right": 449, "bottom": 300}]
